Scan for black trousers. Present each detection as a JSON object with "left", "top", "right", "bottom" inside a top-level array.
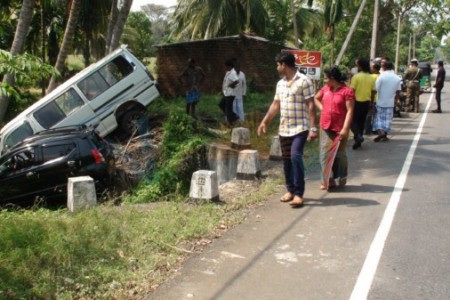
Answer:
[
  {"left": 351, "top": 101, "right": 370, "bottom": 141},
  {"left": 219, "top": 96, "right": 239, "bottom": 123},
  {"left": 436, "top": 86, "right": 443, "bottom": 110}
]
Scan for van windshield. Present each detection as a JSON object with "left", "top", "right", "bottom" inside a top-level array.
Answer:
[{"left": 3, "top": 121, "right": 34, "bottom": 152}]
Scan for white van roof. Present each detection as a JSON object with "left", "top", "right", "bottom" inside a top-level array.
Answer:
[{"left": 0, "top": 46, "right": 131, "bottom": 137}]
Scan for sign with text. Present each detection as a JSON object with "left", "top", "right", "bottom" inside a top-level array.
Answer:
[{"left": 287, "top": 50, "right": 322, "bottom": 80}]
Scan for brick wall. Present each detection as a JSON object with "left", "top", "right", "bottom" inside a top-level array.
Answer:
[{"left": 155, "top": 34, "right": 290, "bottom": 98}]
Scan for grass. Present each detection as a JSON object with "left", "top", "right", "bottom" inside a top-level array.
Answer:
[{"left": 0, "top": 91, "right": 320, "bottom": 299}]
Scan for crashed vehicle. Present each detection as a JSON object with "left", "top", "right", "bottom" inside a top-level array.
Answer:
[
  {"left": 0, "top": 45, "right": 159, "bottom": 155},
  {"left": 0, "top": 126, "right": 115, "bottom": 206}
]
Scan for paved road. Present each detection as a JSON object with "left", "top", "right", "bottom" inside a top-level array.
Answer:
[{"left": 147, "top": 71, "right": 450, "bottom": 300}]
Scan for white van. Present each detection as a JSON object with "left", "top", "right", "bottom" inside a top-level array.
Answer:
[{"left": 0, "top": 45, "right": 159, "bottom": 155}]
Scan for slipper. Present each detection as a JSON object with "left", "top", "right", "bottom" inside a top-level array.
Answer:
[
  {"left": 289, "top": 196, "right": 304, "bottom": 208},
  {"left": 280, "top": 192, "right": 294, "bottom": 202},
  {"left": 320, "top": 184, "right": 327, "bottom": 190},
  {"left": 339, "top": 177, "right": 347, "bottom": 187}
]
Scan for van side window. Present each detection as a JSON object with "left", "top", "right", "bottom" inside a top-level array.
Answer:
[
  {"left": 34, "top": 88, "right": 83, "bottom": 129},
  {"left": 4, "top": 122, "right": 34, "bottom": 151},
  {"left": 78, "top": 56, "right": 133, "bottom": 101}
]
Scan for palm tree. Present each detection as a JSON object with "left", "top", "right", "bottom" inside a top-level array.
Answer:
[
  {"left": 108, "top": 0, "right": 133, "bottom": 53},
  {"left": 170, "top": 0, "right": 269, "bottom": 40},
  {"left": 0, "top": 0, "right": 36, "bottom": 124},
  {"left": 47, "top": 0, "right": 82, "bottom": 92}
]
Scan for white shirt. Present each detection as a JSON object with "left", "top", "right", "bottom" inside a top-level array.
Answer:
[
  {"left": 222, "top": 68, "right": 239, "bottom": 96},
  {"left": 234, "top": 71, "right": 247, "bottom": 98},
  {"left": 375, "top": 70, "right": 402, "bottom": 107}
]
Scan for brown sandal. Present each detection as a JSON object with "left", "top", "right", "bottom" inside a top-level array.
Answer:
[
  {"left": 289, "top": 196, "right": 304, "bottom": 208},
  {"left": 280, "top": 192, "right": 294, "bottom": 202}
]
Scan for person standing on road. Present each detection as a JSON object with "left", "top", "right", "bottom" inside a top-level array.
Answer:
[
  {"left": 350, "top": 58, "right": 375, "bottom": 149},
  {"left": 219, "top": 59, "right": 240, "bottom": 125},
  {"left": 233, "top": 61, "right": 247, "bottom": 121},
  {"left": 314, "top": 66, "right": 354, "bottom": 191},
  {"left": 403, "top": 59, "right": 423, "bottom": 113},
  {"left": 257, "top": 53, "right": 317, "bottom": 208},
  {"left": 432, "top": 60, "right": 446, "bottom": 113},
  {"left": 373, "top": 61, "right": 402, "bottom": 142},
  {"left": 178, "top": 58, "right": 205, "bottom": 118}
]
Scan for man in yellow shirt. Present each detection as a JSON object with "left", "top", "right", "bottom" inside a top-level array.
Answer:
[{"left": 350, "top": 58, "right": 376, "bottom": 149}]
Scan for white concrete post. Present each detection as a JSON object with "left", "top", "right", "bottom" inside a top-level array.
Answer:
[
  {"left": 67, "top": 176, "right": 97, "bottom": 212},
  {"left": 189, "top": 170, "right": 220, "bottom": 201},
  {"left": 269, "top": 135, "right": 282, "bottom": 160},
  {"left": 231, "top": 127, "right": 251, "bottom": 150},
  {"left": 237, "top": 149, "right": 261, "bottom": 180}
]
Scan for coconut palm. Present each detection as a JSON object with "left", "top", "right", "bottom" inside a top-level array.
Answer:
[
  {"left": 170, "top": 0, "right": 269, "bottom": 40},
  {"left": 0, "top": 0, "right": 37, "bottom": 123},
  {"left": 108, "top": 0, "right": 133, "bottom": 53},
  {"left": 47, "top": 0, "right": 82, "bottom": 92}
]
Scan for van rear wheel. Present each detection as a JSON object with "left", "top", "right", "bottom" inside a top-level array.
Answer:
[{"left": 120, "top": 108, "right": 149, "bottom": 136}]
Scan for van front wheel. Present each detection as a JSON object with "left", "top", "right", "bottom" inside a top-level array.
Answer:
[{"left": 120, "top": 108, "right": 149, "bottom": 136}]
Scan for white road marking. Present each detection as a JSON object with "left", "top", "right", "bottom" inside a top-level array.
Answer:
[{"left": 349, "top": 92, "right": 435, "bottom": 300}]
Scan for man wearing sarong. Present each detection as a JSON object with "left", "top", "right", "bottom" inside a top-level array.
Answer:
[
  {"left": 178, "top": 58, "right": 205, "bottom": 117},
  {"left": 374, "top": 61, "right": 401, "bottom": 142},
  {"left": 257, "top": 53, "right": 317, "bottom": 208},
  {"left": 314, "top": 67, "right": 355, "bottom": 190}
]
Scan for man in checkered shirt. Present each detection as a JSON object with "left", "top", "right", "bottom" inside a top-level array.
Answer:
[{"left": 258, "top": 52, "right": 317, "bottom": 208}]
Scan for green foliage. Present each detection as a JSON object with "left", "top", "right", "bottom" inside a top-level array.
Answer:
[
  {"left": 122, "top": 11, "right": 153, "bottom": 60},
  {"left": 126, "top": 112, "right": 213, "bottom": 203}
]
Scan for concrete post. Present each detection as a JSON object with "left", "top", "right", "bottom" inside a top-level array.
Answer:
[
  {"left": 189, "top": 170, "right": 220, "bottom": 201},
  {"left": 237, "top": 149, "right": 261, "bottom": 180},
  {"left": 269, "top": 135, "right": 282, "bottom": 160},
  {"left": 67, "top": 176, "right": 97, "bottom": 212},
  {"left": 230, "top": 127, "right": 251, "bottom": 150}
]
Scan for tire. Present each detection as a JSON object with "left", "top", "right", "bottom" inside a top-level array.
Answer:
[{"left": 119, "top": 108, "right": 149, "bottom": 136}]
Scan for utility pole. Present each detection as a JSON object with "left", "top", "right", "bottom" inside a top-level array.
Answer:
[{"left": 370, "top": 0, "right": 379, "bottom": 61}]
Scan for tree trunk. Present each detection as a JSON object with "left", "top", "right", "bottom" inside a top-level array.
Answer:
[
  {"left": 109, "top": 0, "right": 133, "bottom": 53},
  {"left": 334, "top": 0, "right": 367, "bottom": 66},
  {"left": 105, "top": 0, "right": 118, "bottom": 54},
  {"left": 394, "top": 12, "right": 401, "bottom": 73},
  {"left": 370, "top": 0, "right": 379, "bottom": 61},
  {"left": 0, "top": 0, "right": 36, "bottom": 124},
  {"left": 47, "top": 0, "right": 82, "bottom": 93}
]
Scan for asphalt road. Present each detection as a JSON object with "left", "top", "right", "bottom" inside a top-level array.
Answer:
[{"left": 147, "top": 67, "right": 450, "bottom": 300}]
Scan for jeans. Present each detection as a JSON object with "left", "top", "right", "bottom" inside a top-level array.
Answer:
[
  {"left": 219, "top": 96, "right": 239, "bottom": 123},
  {"left": 279, "top": 131, "right": 309, "bottom": 197}
]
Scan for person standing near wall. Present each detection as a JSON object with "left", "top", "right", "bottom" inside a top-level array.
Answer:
[
  {"left": 233, "top": 61, "right": 247, "bottom": 121},
  {"left": 257, "top": 53, "right": 317, "bottom": 208},
  {"left": 178, "top": 58, "right": 205, "bottom": 117},
  {"left": 219, "top": 59, "right": 240, "bottom": 125},
  {"left": 432, "top": 61, "right": 446, "bottom": 113}
]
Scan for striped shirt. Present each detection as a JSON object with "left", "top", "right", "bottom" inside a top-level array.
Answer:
[{"left": 275, "top": 72, "right": 315, "bottom": 137}]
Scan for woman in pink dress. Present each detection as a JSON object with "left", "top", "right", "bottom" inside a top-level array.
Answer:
[{"left": 314, "top": 67, "right": 355, "bottom": 190}]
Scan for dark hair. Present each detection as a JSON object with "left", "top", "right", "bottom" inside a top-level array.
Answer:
[
  {"left": 324, "top": 66, "right": 347, "bottom": 82},
  {"left": 224, "top": 59, "right": 234, "bottom": 68},
  {"left": 275, "top": 53, "right": 296, "bottom": 68},
  {"left": 372, "top": 63, "right": 381, "bottom": 72},
  {"left": 385, "top": 61, "right": 394, "bottom": 70},
  {"left": 356, "top": 58, "right": 371, "bottom": 73},
  {"left": 438, "top": 60, "right": 444, "bottom": 66}
]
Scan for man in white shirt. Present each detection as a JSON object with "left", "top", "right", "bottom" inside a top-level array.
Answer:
[
  {"left": 233, "top": 61, "right": 247, "bottom": 121},
  {"left": 373, "top": 61, "right": 402, "bottom": 142},
  {"left": 219, "top": 59, "right": 239, "bottom": 125}
]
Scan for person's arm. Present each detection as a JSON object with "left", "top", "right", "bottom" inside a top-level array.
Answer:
[
  {"left": 340, "top": 98, "right": 355, "bottom": 140},
  {"left": 314, "top": 89, "right": 324, "bottom": 111},
  {"left": 257, "top": 100, "right": 280, "bottom": 136},
  {"left": 433, "top": 70, "right": 443, "bottom": 87},
  {"left": 307, "top": 96, "right": 317, "bottom": 141}
]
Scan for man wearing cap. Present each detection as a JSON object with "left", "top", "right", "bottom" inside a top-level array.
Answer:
[
  {"left": 403, "top": 59, "right": 423, "bottom": 112},
  {"left": 432, "top": 61, "right": 446, "bottom": 113}
]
